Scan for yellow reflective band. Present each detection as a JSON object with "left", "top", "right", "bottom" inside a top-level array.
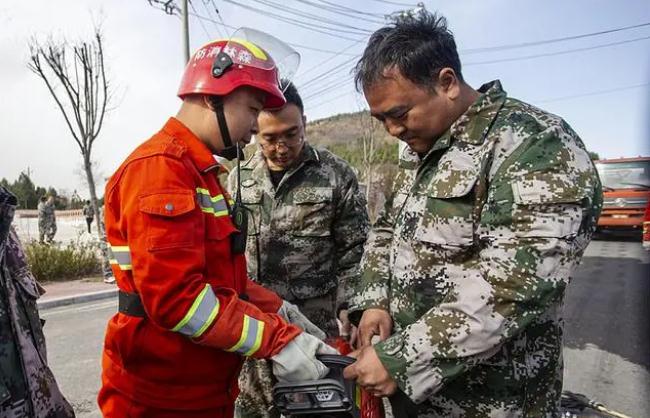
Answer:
[
  {"left": 200, "top": 207, "right": 229, "bottom": 217},
  {"left": 196, "top": 188, "right": 230, "bottom": 218},
  {"left": 192, "top": 301, "right": 220, "bottom": 338},
  {"left": 227, "top": 315, "right": 264, "bottom": 357},
  {"left": 108, "top": 245, "right": 132, "bottom": 271},
  {"left": 244, "top": 322, "right": 264, "bottom": 357},
  {"left": 172, "top": 285, "right": 209, "bottom": 332},
  {"left": 228, "top": 315, "right": 250, "bottom": 353}
]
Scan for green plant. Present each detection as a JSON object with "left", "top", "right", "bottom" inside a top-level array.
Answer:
[{"left": 24, "top": 241, "right": 101, "bottom": 282}]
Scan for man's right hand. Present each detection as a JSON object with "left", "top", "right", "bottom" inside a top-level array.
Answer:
[{"left": 358, "top": 308, "right": 393, "bottom": 347}]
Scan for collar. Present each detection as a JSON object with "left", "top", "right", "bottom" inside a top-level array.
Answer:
[
  {"left": 162, "top": 117, "right": 223, "bottom": 173},
  {"left": 449, "top": 80, "right": 507, "bottom": 145}
]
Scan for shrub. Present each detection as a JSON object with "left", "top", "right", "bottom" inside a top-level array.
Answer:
[{"left": 24, "top": 241, "right": 101, "bottom": 282}]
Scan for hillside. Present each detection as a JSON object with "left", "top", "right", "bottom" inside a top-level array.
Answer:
[
  {"left": 306, "top": 110, "right": 399, "bottom": 167},
  {"left": 307, "top": 110, "right": 394, "bottom": 146}
]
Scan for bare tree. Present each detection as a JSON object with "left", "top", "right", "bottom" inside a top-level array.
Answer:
[{"left": 28, "top": 27, "right": 112, "bottom": 239}]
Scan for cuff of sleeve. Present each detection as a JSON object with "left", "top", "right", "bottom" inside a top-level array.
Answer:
[
  {"left": 376, "top": 332, "right": 408, "bottom": 381},
  {"left": 347, "top": 300, "right": 389, "bottom": 328},
  {"left": 374, "top": 333, "right": 413, "bottom": 402}
]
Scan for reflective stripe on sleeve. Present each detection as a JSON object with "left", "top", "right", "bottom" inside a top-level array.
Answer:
[
  {"left": 226, "top": 315, "right": 265, "bottom": 357},
  {"left": 172, "top": 284, "right": 220, "bottom": 338},
  {"left": 108, "top": 245, "right": 132, "bottom": 271},
  {"left": 196, "top": 188, "right": 230, "bottom": 217}
]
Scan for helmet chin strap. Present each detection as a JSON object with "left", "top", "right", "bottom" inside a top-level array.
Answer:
[
  {"left": 211, "top": 96, "right": 243, "bottom": 161},
  {"left": 209, "top": 95, "right": 248, "bottom": 254}
]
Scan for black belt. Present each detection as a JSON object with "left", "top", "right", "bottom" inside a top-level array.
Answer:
[
  {"left": 118, "top": 290, "right": 250, "bottom": 318},
  {"left": 118, "top": 291, "right": 146, "bottom": 318}
]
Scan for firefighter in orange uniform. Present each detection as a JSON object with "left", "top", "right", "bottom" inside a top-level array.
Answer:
[{"left": 98, "top": 29, "right": 335, "bottom": 418}]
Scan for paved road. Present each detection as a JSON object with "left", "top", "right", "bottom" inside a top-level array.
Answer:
[
  {"left": 42, "top": 239, "right": 649, "bottom": 418},
  {"left": 563, "top": 239, "right": 649, "bottom": 417},
  {"left": 42, "top": 299, "right": 114, "bottom": 418}
]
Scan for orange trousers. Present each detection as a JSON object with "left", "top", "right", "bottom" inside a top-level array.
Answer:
[{"left": 98, "top": 384, "right": 235, "bottom": 418}]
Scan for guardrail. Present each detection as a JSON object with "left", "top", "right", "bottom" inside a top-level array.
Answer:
[{"left": 16, "top": 209, "right": 85, "bottom": 219}]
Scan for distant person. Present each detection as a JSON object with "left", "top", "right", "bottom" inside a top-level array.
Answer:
[
  {"left": 0, "top": 186, "right": 75, "bottom": 417},
  {"left": 82, "top": 200, "right": 94, "bottom": 234},
  {"left": 37, "top": 195, "right": 57, "bottom": 244}
]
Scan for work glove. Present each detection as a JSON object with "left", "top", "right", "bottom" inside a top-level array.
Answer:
[
  {"left": 271, "top": 332, "right": 338, "bottom": 383},
  {"left": 277, "top": 300, "right": 326, "bottom": 340}
]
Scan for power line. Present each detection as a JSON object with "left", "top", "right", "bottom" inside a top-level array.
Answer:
[
  {"left": 300, "top": 35, "right": 650, "bottom": 95},
  {"left": 299, "top": 54, "right": 359, "bottom": 89},
  {"left": 302, "top": 75, "right": 355, "bottom": 100},
  {"left": 180, "top": 9, "right": 364, "bottom": 54},
  {"left": 287, "top": 42, "right": 360, "bottom": 55},
  {"left": 464, "top": 35, "right": 650, "bottom": 66},
  {"left": 368, "top": 0, "right": 418, "bottom": 6},
  {"left": 296, "top": 37, "right": 367, "bottom": 80},
  {"left": 537, "top": 82, "right": 650, "bottom": 104},
  {"left": 292, "top": 0, "right": 386, "bottom": 24},
  {"left": 306, "top": 89, "right": 359, "bottom": 110},
  {"left": 224, "top": 0, "right": 367, "bottom": 41},
  {"left": 312, "top": 0, "right": 386, "bottom": 18},
  {"left": 460, "top": 21, "right": 650, "bottom": 55},
  {"left": 248, "top": 0, "right": 376, "bottom": 33},
  {"left": 188, "top": 0, "right": 212, "bottom": 40},
  {"left": 201, "top": 0, "right": 226, "bottom": 38}
]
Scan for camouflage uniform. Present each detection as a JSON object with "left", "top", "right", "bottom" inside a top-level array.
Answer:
[
  {"left": 37, "top": 201, "right": 56, "bottom": 244},
  {"left": 0, "top": 187, "right": 75, "bottom": 418},
  {"left": 228, "top": 143, "right": 369, "bottom": 418},
  {"left": 349, "top": 81, "right": 602, "bottom": 417}
]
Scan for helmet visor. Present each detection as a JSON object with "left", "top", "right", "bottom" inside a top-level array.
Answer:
[{"left": 223, "top": 27, "right": 300, "bottom": 92}]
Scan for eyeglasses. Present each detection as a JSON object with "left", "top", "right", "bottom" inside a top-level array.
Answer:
[{"left": 258, "top": 136, "right": 303, "bottom": 150}]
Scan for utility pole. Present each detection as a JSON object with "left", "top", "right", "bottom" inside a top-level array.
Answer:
[
  {"left": 146, "top": 1, "right": 190, "bottom": 63},
  {"left": 181, "top": 0, "right": 190, "bottom": 63}
]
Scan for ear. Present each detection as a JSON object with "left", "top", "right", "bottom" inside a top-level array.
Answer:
[
  {"left": 203, "top": 95, "right": 214, "bottom": 111},
  {"left": 437, "top": 68, "right": 460, "bottom": 100},
  {"left": 301, "top": 114, "right": 307, "bottom": 132}
]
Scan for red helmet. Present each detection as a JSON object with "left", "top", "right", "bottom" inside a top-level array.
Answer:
[{"left": 178, "top": 29, "right": 299, "bottom": 109}]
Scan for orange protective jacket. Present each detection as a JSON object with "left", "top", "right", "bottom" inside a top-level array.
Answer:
[{"left": 101, "top": 117, "right": 300, "bottom": 411}]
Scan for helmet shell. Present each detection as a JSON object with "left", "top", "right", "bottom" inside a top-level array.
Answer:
[{"left": 177, "top": 39, "right": 285, "bottom": 109}]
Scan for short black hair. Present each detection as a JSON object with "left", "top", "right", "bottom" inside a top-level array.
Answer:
[
  {"left": 354, "top": 11, "right": 463, "bottom": 91},
  {"left": 279, "top": 80, "right": 303, "bottom": 114}
]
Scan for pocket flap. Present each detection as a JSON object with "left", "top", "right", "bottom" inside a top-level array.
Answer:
[
  {"left": 512, "top": 173, "right": 589, "bottom": 205},
  {"left": 426, "top": 174, "right": 478, "bottom": 199},
  {"left": 139, "top": 190, "right": 196, "bottom": 217},
  {"left": 293, "top": 187, "right": 332, "bottom": 204},
  {"left": 241, "top": 188, "right": 263, "bottom": 205}
]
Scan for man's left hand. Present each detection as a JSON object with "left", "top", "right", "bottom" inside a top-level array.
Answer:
[{"left": 343, "top": 345, "right": 397, "bottom": 397}]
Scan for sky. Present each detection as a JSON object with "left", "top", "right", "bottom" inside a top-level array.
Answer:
[{"left": 1, "top": 0, "right": 649, "bottom": 195}]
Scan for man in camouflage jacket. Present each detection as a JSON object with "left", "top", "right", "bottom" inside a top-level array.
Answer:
[
  {"left": 343, "top": 12, "right": 602, "bottom": 417},
  {"left": 228, "top": 83, "right": 369, "bottom": 418},
  {"left": 37, "top": 196, "right": 57, "bottom": 244},
  {"left": 0, "top": 187, "right": 74, "bottom": 418}
]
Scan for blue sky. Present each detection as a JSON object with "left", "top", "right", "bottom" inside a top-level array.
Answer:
[{"left": 1, "top": 0, "right": 648, "bottom": 193}]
